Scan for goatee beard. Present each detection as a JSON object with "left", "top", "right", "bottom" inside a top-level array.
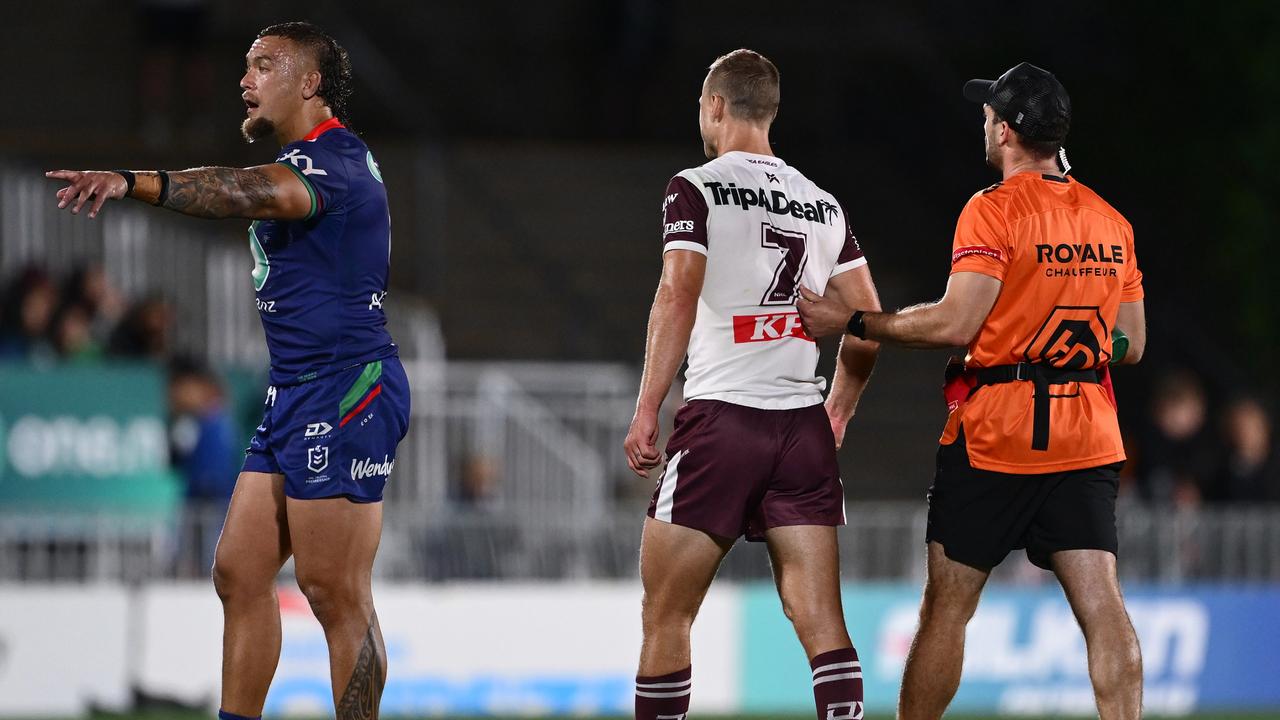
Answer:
[{"left": 241, "top": 116, "right": 276, "bottom": 144}]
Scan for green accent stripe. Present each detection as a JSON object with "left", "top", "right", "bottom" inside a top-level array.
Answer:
[
  {"left": 278, "top": 161, "right": 318, "bottom": 220},
  {"left": 339, "top": 360, "right": 383, "bottom": 418}
]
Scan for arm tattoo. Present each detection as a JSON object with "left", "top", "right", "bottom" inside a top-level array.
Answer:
[
  {"left": 162, "top": 166, "right": 277, "bottom": 219},
  {"left": 337, "top": 612, "right": 386, "bottom": 720}
]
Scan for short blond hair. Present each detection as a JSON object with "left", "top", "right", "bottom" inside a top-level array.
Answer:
[{"left": 707, "top": 49, "right": 780, "bottom": 123}]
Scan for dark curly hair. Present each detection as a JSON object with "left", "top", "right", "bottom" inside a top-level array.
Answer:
[{"left": 257, "top": 22, "right": 353, "bottom": 124}]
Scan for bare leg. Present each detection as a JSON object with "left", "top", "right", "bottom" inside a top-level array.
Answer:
[
  {"left": 288, "top": 496, "right": 385, "bottom": 718},
  {"left": 1052, "top": 550, "right": 1143, "bottom": 720},
  {"left": 897, "top": 542, "right": 989, "bottom": 720},
  {"left": 637, "top": 518, "right": 734, "bottom": 675},
  {"left": 212, "top": 472, "right": 292, "bottom": 715},
  {"left": 764, "top": 525, "right": 851, "bottom": 659}
]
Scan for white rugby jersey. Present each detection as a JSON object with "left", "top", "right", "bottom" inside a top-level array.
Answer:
[{"left": 661, "top": 151, "right": 867, "bottom": 409}]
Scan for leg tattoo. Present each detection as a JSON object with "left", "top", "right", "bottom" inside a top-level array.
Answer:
[{"left": 337, "top": 613, "right": 385, "bottom": 720}]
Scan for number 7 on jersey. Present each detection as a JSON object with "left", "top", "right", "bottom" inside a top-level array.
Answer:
[{"left": 760, "top": 224, "right": 809, "bottom": 305}]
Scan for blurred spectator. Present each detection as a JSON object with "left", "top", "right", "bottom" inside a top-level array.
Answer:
[
  {"left": 109, "top": 296, "right": 174, "bottom": 359},
  {"left": 0, "top": 266, "right": 59, "bottom": 362},
  {"left": 456, "top": 453, "right": 500, "bottom": 506},
  {"left": 168, "top": 357, "right": 238, "bottom": 576},
  {"left": 50, "top": 301, "right": 102, "bottom": 363},
  {"left": 1133, "top": 368, "right": 1216, "bottom": 506},
  {"left": 1206, "top": 397, "right": 1280, "bottom": 503},
  {"left": 61, "top": 263, "right": 125, "bottom": 344},
  {"left": 422, "top": 453, "right": 509, "bottom": 580}
]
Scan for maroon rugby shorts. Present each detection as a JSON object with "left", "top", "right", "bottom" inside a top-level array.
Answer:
[{"left": 646, "top": 399, "right": 845, "bottom": 541}]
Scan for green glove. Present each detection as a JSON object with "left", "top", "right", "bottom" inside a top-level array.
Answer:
[{"left": 1111, "top": 328, "right": 1129, "bottom": 365}]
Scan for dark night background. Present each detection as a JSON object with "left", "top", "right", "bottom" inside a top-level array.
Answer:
[{"left": 2, "top": 0, "right": 1276, "bottom": 500}]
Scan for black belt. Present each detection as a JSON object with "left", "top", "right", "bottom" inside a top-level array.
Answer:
[{"left": 971, "top": 362, "right": 1103, "bottom": 452}]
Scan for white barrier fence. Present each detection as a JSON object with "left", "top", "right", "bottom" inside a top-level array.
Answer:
[
  {"left": 0, "top": 582, "right": 740, "bottom": 717},
  {"left": 5, "top": 581, "right": 1280, "bottom": 717}
]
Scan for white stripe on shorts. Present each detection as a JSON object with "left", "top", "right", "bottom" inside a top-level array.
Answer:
[{"left": 654, "top": 449, "right": 686, "bottom": 522}]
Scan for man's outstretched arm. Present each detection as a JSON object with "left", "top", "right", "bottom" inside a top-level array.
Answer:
[
  {"left": 798, "top": 271, "right": 1002, "bottom": 348},
  {"left": 46, "top": 163, "right": 315, "bottom": 221}
]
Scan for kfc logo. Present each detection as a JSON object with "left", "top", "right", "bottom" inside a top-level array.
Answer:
[{"left": 733, "top": 312, "right": 814, "bottom": 343}]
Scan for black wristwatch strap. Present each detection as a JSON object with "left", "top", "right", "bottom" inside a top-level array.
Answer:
[
  {"left": 156, "top": 170, "right": 171, "bottom": 206},
  {"left": 846, "top": 310, "right": 867, "bottom": 339},
  {"left": 844, "top": 310, "right": 865, "bottom": 338},
  {"left": 112, "top": 170, "right": 136, "bottom": 197}
]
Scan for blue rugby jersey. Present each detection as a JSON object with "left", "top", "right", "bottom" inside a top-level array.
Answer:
[{"left": 248, "top": 118, "right": 397, "bottom": 386}]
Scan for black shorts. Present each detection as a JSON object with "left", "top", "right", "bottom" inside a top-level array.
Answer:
[{"left": 926, "top": 427, "right": 1122, "bottom": 571}]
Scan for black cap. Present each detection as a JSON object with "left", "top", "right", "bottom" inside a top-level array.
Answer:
[{"left": 963, "top": 62, "right": 1071, "bottom": 143}]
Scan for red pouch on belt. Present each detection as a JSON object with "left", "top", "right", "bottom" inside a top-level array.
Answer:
[
  {"left": 943, "top": 356, "right": 976, "bottom": 413},
  {"left": 1098, "top": 364, "right": 1117, "bottom": 409}
]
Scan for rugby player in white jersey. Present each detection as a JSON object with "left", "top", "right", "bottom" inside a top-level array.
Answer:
[{"left": 623, "top": 49, "right": 881, "bottom": 720}]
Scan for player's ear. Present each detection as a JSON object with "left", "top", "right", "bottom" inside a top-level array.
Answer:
[
  {"left": 709, "top": 94, "right": 726, "bottom": 123},
  {"left": 996, "top": 118, "right": 1011, "bottom": 146},
  {"left": 301, "top": 70, "right": 321, "bottom": 100}
]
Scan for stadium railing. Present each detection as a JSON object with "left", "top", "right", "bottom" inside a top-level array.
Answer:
[{"left": 4, "top": 501, "right": 1279, "bottom": 584}]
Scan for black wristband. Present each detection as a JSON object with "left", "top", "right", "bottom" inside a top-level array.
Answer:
[
  {"left": 112, "top": 170, "right": 136, "bottom": 197},
  {"left": 156, "top": 170, "right": 170, "bottom": 206},
  {"left": 846, "top": 310, "right": 867, "bottom": 339}
]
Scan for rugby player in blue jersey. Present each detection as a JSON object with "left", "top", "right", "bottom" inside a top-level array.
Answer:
[{"left": 48, "top": 22, "right": 407, "bottom": 720}]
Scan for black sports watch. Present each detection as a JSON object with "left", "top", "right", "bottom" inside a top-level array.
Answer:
[{"left": 846, "top": 310, "right": 867, "bottom": 339}]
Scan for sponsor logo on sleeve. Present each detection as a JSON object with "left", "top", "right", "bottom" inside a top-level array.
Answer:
[
  {"left": 732, "top": 312, "right": 814, "bottom": 343},
  {"left": 663, "top": 220, "right": 696, "bottom": 237},
  {"left": 952, "top": 246, "right": 1004, "bottom": 264}
]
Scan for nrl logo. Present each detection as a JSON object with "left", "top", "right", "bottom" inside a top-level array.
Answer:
[{"left": 307, "top": 446, "right": 329, "bottom": 473}]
